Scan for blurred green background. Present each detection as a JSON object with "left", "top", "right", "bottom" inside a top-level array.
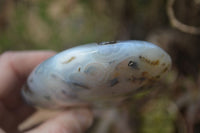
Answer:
[
  {"left": 0, "top": 0, "right": 200, "bottom": 133},
  {"left": 0, "top": 0, "right": 169, "bottom": 52}
]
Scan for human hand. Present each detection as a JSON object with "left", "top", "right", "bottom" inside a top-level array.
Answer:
[{"left": 0, "top": 51, "right": 93, "bottom": 133}]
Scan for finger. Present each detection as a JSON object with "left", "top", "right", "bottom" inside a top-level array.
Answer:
[
  {"left": 0, "top": 102, "right": 22, "bottom": 132},
  {"left": 26, "top": 108, "right": 93, "bottom": 133},
  {"left": 0, "top": 51, "right": 56, "bottom": 107}
]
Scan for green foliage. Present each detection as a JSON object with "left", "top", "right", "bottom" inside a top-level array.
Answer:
[
  {"left": 141, "top": 98, "right": 176, "bottom": 133},
  {"left": 0, "top": 0, "right": 119, "bottom": 52}
]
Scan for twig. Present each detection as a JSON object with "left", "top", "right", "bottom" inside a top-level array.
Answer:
[{"left": 167, "top": 0, "right": 200, "bottom": 35}]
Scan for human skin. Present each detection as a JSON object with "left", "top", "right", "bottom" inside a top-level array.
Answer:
[{"left": 0, "top": 51, "right": 93, "bottom": 133}]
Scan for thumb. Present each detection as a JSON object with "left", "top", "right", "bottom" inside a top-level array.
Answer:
[{"left": 25, "top": 108, "right": 93, "bottom": 133}]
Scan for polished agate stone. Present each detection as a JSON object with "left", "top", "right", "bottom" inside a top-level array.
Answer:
[{"left": 22, "top": 40, "right": 171, "bottom": 109}]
